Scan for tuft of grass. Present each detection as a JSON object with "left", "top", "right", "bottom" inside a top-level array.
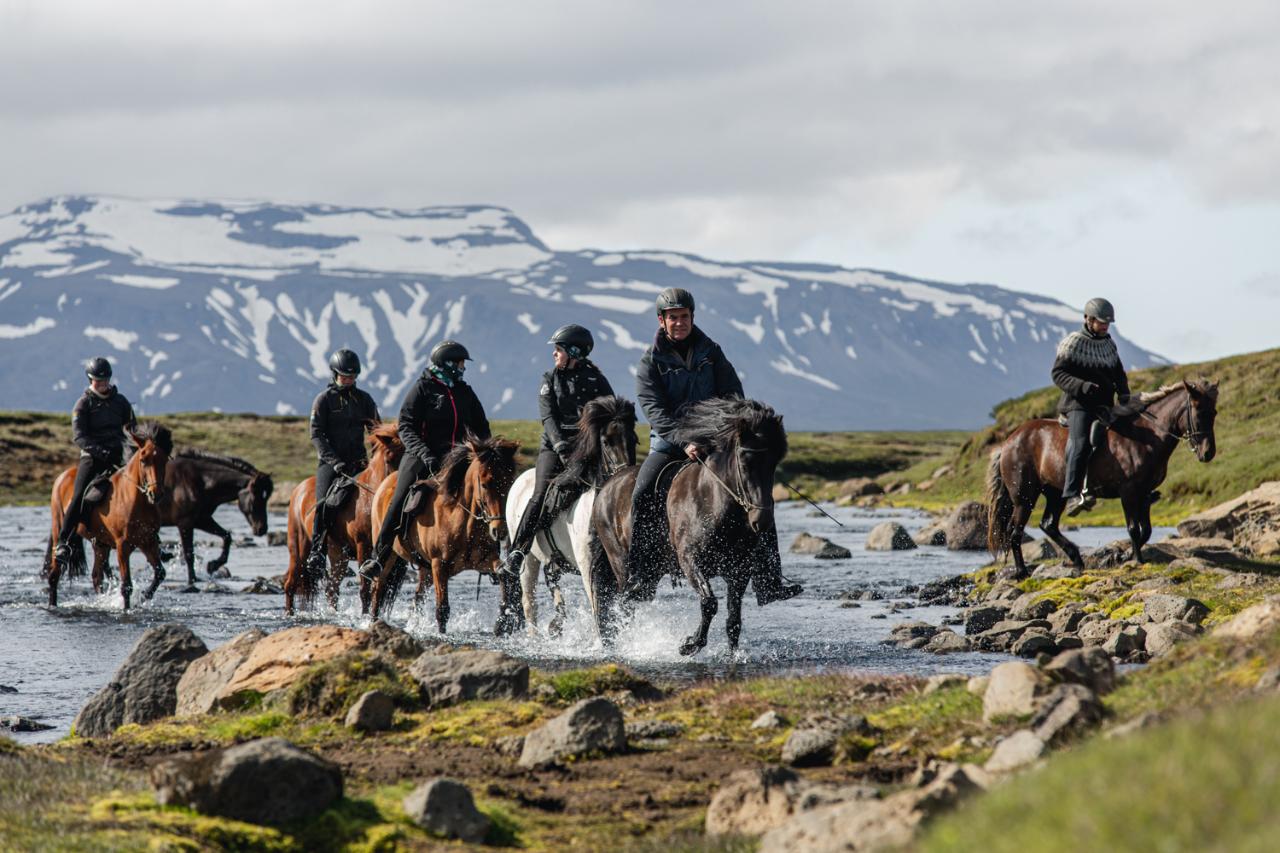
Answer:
[
  {"left": 285, "top": 651, "right": 421, "bottom": 719},
  {"left": 921, "top": 692, "right": 1280, "bottom": 852},
  {"left": 532, "top": 664, "right": 656, "bottom": 703}
]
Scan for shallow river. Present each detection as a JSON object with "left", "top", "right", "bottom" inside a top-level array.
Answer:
[{"left": 0, "top": 502, "right": 1169, "bottom": 744}]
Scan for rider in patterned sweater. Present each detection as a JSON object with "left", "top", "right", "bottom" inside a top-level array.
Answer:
[
  {"left": 1051, "top": 297, "right": 1131, "bottom": 516},
  {"left": 502, "top": 323, "right": 614, "bottom": 577},
  {"left": 306, "top": 348, "right": 380, "bottom": 572}
]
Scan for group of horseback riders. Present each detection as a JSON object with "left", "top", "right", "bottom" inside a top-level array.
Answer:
[{"left": 55, "top": 290, "right": 1134, "bottom": 594}]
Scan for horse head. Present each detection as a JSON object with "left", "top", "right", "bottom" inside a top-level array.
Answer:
[
  {"left": 1182, "top": 379, "right": 1219, "bottom": 462},
  {"left": 571, "top": 396, "right": 638, "bottom": 484},
  {"left": 237, "top": 471, "right": 273, "bottom": 535},
  {"left": 128, "top": 422, "right": 173, "bottom": 505},
  {"left": 368, "top": 421, "right": 405, "bottom": 470},
  {"left": 676, "top": 398, "right": 788, "bottom": 534},
  {"left": 440, "top": 435, "right": 520, "bottom": 543}
]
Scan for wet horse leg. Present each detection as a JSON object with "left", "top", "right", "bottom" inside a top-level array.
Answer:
[
  {"left": 196, "top": 517, "right": 233, "bottom": 575},
  {"left": 1039, "top": 489, "right": 1084, "bottom": 568},
  {"left": 1122, "top": 494, "right": 1150, "bottom": 564},
  {"left": 117, "top": 542, "right": 135, "bottom": 610},
  {"left": 177, "top": 525, "right": 198, "bottom": 586},
  {"left": 324, "top": 540, "right": 344, "bottom": 610},
  {"left": 433, "top": 559, "right": 450, "bottom": 634},
  {"left": 724, "top": 572, "right": 749, "bottom": 651},
  {"left": 1004, "top": 493, "right": 1037, "bottom": 579},
  {"left": 91, "top": 543, "right": 108, "bottom": 594},
  {"left": 141, "top": 538, "right": 166, "bottom": 601},
  {"left": 679, "top": 564, "right": 718, "bottom": 657},
  {"left": 545, "top": 560, "right": 567, "bottom": 638},
  {"left": 519, "top": 553, "right": 541, "bottom": 635}
]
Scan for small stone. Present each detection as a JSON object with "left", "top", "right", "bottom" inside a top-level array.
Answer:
[
  {"left": 625, "top": 719, "right": 684, "bottom": 740},
  {"left": 402, "top": 778, "right": 490, "bottom": 844},
  {"left": 966, "top": 676, "right": 989, "bottom": 696},
  {"left": 983, "top": 662, "right": 1046, "bottom": 722},
  {"left": 1142, "top": 594, "right": 1210, "bottom": 626},
  {"left": 1104, "top": 712, "right": 1162, "bottom": 739},
  {"left": 1011, "top": 630, "right": 1057, "bottom": 659},
  {"left": 751, "top": 710, "right": 787, "bottom": 730},
  {"left": 963, "top": 606, "right": 1009, "bottom": 636},
  {"left": 1009, "top": 592, "right": 1058, "bottom": 621},
  {"left": 2, "top": 715, "right": 54, "bottom": 732},
  {"left": 923, "top": 631, "right": 971, "bottom": 654},
  {"left": 265, "top": 531, "right": 288, "bottom": 547},
  {"left": 866, "top": 522, "right": 917, "bottom": 552},
  {"left": 1047, "top": 603, "right": 1087, "bottom": 636},
  {"left": 344, "top": 690, "right": 395, "bottom": 732},
  {"left": 518, "top": 698, "right": 626, "bottom": 768},
  {"left": 984, "top": 730, "right": 1045, "bottom": 773},
  {"left": 1042, "top": 647, "right": 1116, "bottom": 695},
  {"left": 1031, "top": 684, "right": 1103, "bottom": 744},
  {"left": 1143, "top": 621, "right": 1201, "bottom": 658},
  {"left": 923, "top": 674, "right": 967, "bottom": 695},
  {"left": 1102, "top": 624, "right": 1147, "bottom": 658}
]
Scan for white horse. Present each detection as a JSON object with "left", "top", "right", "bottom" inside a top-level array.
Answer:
[{"left": 502, "top": 395, "right": 638, "bottom": 638}]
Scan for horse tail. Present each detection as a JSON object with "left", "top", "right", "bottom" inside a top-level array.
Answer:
[
  {"left": 986, "top": 448, "right": 1015, "bottom": 561},
  {"left": 67, "top": 535, "right": 87, "bottom": 579}
]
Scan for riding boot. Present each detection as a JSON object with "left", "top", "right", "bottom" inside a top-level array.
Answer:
[
  {"left": 58, "top": 458, "right": 100, "bottom": 558},
  {"left": 752, "top": 527, "right": 803, "bottom": 606}
]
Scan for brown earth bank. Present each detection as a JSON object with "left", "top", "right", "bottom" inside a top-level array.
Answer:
[{"left": 5, "top": 487, "right": 1280, "bottom": 851}]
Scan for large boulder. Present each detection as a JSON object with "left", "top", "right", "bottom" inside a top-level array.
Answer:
[
  {"left": 914, "top": 520, "right": 947, "bottom": 547},
  {"left": 781, "top": 714, "right": 875, "bottom": 767},
  {"left": 344, "top": 689, "right": 395, "bottom": 732},
  {"left": 1009, "top": 592, "right": 1058, "bottom": 621},
  {"left": 1142, "top": 594, "right": 1209, "bottom": 626},
  {"left": 1042, "top": 647, "right": 1115, "bottom": 695},
  {"left": 1030, "top": 684, "right": 1104, "bottom": 744},
  {"left": 923, "top": 630, "right": 970, "bottom": 654},
  {"left": 791, "top": 532, "right": 852, "bottom": 559},
  {"left": 760, "top": 763, "right": 987, "bottom": 853},
  {"left": 402, "top": 778, "right": 490, "bottom": 843},
  {"left": 176, "top": 629, "right": 266, "bottom": 717},
  {"left": 151, "top": 737, "right": 342, "bottom": 825},
  {"left": 837, "top": 477, "right": 885, "bottom": 499},
  {"left": 74, "top": 624, "right": 208, "bottom": 738},
  {"left": 982, "top": 662, "right": 1047, "bottom": 722},
  {"left": 963, "top": 605, "right": 1009, "bottom": 636},
  {"left": 1177, "top": 482, "right": 1280, "bottom": 553},
  {"left": 865, "top": 522, "right": 917, "bottom": 552},
  {"left": 1144, "top": 621, "right": 1201, "bottom": 657},
  {"left": 518, "top": 697, "right": 626, "bottom": 768},
  {"left": 214, "top": 626, "right": 369, "bottom": 708},
  {"left": 1213, "top": 596, "right": 1280, "bottom": 640},
  {"left": 983, "top": 730, "right": 1045, "bottom": 773},
  {"left": 945, "top": 501, "right": 989, "bottom": 551},
  {"left": 410, "top": 649, "right": 529, "bottom": 708}
]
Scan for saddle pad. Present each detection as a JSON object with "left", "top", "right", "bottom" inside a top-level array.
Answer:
[
  {"left": 83, "top": 474, "right": 114, "bottom": 507},
  {"left": 401, "top": 479, "right": 436, "bottom": 523},
  {"left": 324, "top": 479, "right": 355, "bottom": 510}
]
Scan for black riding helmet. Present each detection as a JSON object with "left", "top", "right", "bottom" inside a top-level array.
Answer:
[
  {"left": 547, "top": 324, "right": 594, "bottom": 359},
  {"left": 1084, "top": 298, "right": 1116, "bottom": 324},
  {"left": 430, "top": 340, "right": 472, "bottom": 366},
  {"left": 328, "top": 348, "right": 361, "bottom": 377},
  {"left": 655, "top": 287, "right": 695, "bottom": 316},
  {"left": 85, "top": 357, "right": 113, "bottom": 381}
]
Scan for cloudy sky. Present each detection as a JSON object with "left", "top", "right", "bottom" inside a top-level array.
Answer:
[{"left": 3, "top": 0, "right": 1277, "bottom": 362}]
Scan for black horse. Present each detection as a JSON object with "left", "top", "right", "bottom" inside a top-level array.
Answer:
[
  {"left": 159, "top": 449, "right": 274, "bottom": 585},
  {"left": 592, "top": 397, "right": 788, "bottom": 656}
]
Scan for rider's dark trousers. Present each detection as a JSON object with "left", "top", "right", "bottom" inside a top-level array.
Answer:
[
  {"left": 625, "top": 448, "right": 683, "bottom": 581},
  {"left": 510, "top": 448, "right": 562, "bottom": 554},
  {"left": 369, "top": 454, "right": 430, "bottom": 566},
  {"left": 1063, "top": 410, "right": 1100, "bottom": 498},
  {"left": 309, "top": 462, "right": 338, "bottom": 554},
  {"left": 59, "top": 453, "right": 113, "bottom": 547}
]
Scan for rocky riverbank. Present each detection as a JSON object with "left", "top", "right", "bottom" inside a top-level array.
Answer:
[{"left": 4, "top": 485, "right": 1280, "bottom": 850}]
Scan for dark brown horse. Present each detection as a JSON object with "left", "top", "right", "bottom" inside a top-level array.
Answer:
[
  {"left": 43, "top": 423, "right": 174, "bottom": 609},
  {"left": 160, "top": 449, "right": 274, "bottom": 586},
  {"left": 283, "top": 422, "right": 405, "bottom": 615},
  {"left": 988, "top": 380, "right": 1219, "bottom": 577},
  {"left": 592, "top": 398, "right": 788, "bottom": 656},
  {"left": 367, "top": 435, "right": 521, "bottom": 634}
]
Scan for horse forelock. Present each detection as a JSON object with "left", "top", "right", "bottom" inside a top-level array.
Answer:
[
  {"left": 569, "top": 396, "right": 637, "bottom": 468},
  {"left": 134, "top": 421, "right": 173, "bottom": 456},
  {"left": 674, "top": 397, "right": 787, "bottom": 457}
]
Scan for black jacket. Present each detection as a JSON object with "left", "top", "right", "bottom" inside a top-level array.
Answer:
[
  {"left": 397, "top": 371, "right": 491, "bottom": 468},
  {"left": 1052, "top": 327, "right": 1131, "bottom": 416},
  {"left": 310, "top": 384, "right": 380, "bottom": 468},
  {"left": 636, "top": 325, "right": 743, "bottom": 453},
  {"left": 72, "top": 387, "right": 136, "bottom": 465},
  {"left": 539, "top": 360, "right": 614, "bottom": 453}
]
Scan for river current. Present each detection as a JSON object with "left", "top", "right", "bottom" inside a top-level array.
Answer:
[{"left": 0, "top": 502, "right": 1168, "bottom": 744}]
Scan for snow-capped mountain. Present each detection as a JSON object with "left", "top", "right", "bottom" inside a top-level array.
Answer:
[{"left": 0, "top": 196, "right": 1164, "bottom": 430}]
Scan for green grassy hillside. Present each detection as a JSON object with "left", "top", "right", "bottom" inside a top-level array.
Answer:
[{"left": 886, "top": 347, "right": 1280, "bottom": 525}]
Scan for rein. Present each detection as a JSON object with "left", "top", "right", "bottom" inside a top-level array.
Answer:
[
  {"left": 694, "top": 452, "right": 768, "bottom": 514},
  {"left": 112, "top": 462, "right": 162, "bottom": 504},
  {"left": 1137, "top": 391, "right": 1209, "bottom": 453}
]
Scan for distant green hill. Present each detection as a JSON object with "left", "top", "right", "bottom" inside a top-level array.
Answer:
[{"left": 886, "top": 347, "right": 1280, "bottom": 525}]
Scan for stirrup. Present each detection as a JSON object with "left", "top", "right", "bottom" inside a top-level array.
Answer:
[
  {"left": 357, "top": 559, "right": 381, "bottom": 582},
  {"left": 501, "top": 549, "right": 525, "bottom": 578}
]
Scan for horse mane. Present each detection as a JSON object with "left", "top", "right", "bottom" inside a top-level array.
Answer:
[
  {"left": 1129, "top": 379, "right": 1220, "bottom": 410},
  {"left": 133, "top": 421, "right": 174, "bottom": 456},
  {"left": 672, "top": 397, "right": 788, "bottom": 458},
  {"left": 174, "top": 447, "right": 259, "bottom": 476},
  {"left": 369, "top": 421, "right": 401, "bottom": 445},
  {"left": 558, "top": 396, "right": 637, "bottom": 488},
  {"left": 434, "top": 435, "right": 519, "bottom": 504}
]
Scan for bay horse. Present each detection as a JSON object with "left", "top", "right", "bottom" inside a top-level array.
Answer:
[
  {"left": 367, "top": 435, "right": 521, "bottom": 634},
  {"left": 504, "top": 396, "right": 637, "bottom": 637},
  {"left": 283, "top": 422, "right": 404, "bottom": 615},
  {"left": 160, "top": 449, "right": 274, "bottom": 586},
  {"left": 43, "top": 423, "right": 174, "bottom": 609},
  {"left": 592, "top": 397, "right": 788, "bottom": 656},
  {"left": 987, "top": 379, "right": 1219, "bottom": 577}
]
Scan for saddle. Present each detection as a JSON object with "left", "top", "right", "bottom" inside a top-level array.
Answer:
[
  {"left": 82, "top": 473, "right": 114, "bottom": 508},
  {"left": 400, "top": 478, "right": 437, "bottom": 525},
  {"left": 322, "top": 478, "right": 356, "bottom": 511}
]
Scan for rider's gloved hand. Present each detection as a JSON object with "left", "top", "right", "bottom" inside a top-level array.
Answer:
[
  {"left": 553, "top": 441, "right": 571, "bottom": 465},
  {"left": 1081, "top": 381, "right": 1099, "bottom": 396},
  {"left": 685, "top": 443, "right": 702, "bottom": 461},
  {"left": 332, "top": 461, "right": 349, "bottom": 477}
]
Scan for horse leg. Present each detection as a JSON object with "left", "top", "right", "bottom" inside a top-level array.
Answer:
[
  {"left": 324, "top": 541, "right": 343, "bottom": 610},
  {"left": 47, "top": 544, "right": 63, "bottom": 606},
  {"left": 433, "top": 560, "right": 450, "bottom": 634},
  {"left": 91, "top": 544, "right": 108, "bottom": 594},
  {"left": 1039, "top": 489, "right": 1084, "bottom": 568},
  {"left": 544, "top": 561, "right": 567, "bottom": 638},
  {"left": 679, "top": 568, "right": 718, "bottom": 657},
  {"left": 520, "top": 554, "right": 540, "bottom": 636},
  {"left": 197, "top": 517, "right": 233, "bottom": 575},
  {"left": 141, "top": 539, "right": 166, "bottom": 601},
  {"left": 725, "top": 573, "right": 748, "bottom": 652},
  {"left": 1122, "top": 495, "right": 1146, "bottom": 564},
  {"left": 179, "top": 525, "right": 198, "bottom": 588},
  {"left": 118, "top": 543, "right": 135, "bottom": 610},
  {"left": 354, "top": 543, "right": 372, "bottom": 616}
]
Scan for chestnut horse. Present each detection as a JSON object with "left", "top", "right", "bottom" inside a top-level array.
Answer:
[
  {"left": 43, "top": 423, "right": 174, "bottom": 609},
  {"left": 367, "top": 435, "right": 521, "bottom": 634},
  {"left": 283, "top": 422, "right": 404, "bottom": 615},
  {"left": 987, "top": 379, "right": 1219, "bottom": 577},
  {"left": 592, "top": 398, "right": 789, "bottom": 656}
]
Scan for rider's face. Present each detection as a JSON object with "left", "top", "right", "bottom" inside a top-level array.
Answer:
[
  {"left": 553, "top": 346, "right": 574, "bottom": 369},
  {"left": 661, "top": 308, "right": 693, "bottom": 342},
  {"left": 335, "top": 373, "right": 356, "bottom": 387},
  {"left": 1086, "top": 316, "right": 1110, "bottom": 335},
  {"left": 90, "top": 378, "right": 112, "bottom": 394}
]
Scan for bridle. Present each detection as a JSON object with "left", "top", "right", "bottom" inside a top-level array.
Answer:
[
  {"left": 1139, "top": 389, "right": 1213, "bottom": 454},
  {"left": 694, "top": 445, "right": 769, "bottom": 514}
]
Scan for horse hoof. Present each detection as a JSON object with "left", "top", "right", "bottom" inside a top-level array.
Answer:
[
  {"left": 180, "top": 584, "right": 199, "bottom": 594},
  {"left": 678, "top": 637, "right": 703, "bottom": 656},
  {"left": 548, "top": 616, "right": 565, "bottom": 638}
]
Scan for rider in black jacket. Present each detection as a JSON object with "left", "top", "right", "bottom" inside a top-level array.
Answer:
[
  {"left": 306, "top": 349, "right": 380, "bottom": 570},
  {"left": 55, "top": 357, "right": 137, "bottom": 563},
  {"left": 360, "top": 340, "right": 490, "bottom": 578},
  {"left": 502, "top": 324, "right": 614, "bottom": 576},
  {"left": 1051, "top": 297, "right": 1132, "bottom": 516},
  {"left": 629, "top": 288, "right": 801, "bottom": 605}
]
